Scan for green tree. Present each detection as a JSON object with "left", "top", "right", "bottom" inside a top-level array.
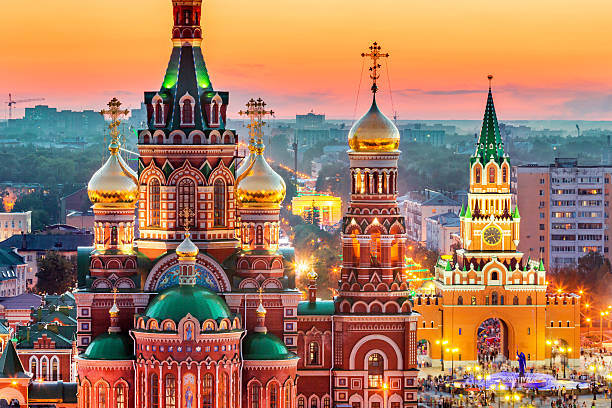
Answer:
[{"left": 36, "top": 251, "right": 76, "bottom": 294}]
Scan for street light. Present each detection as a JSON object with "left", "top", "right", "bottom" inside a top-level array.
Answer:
[
  {"left": 601, "top": 311, "right": 610, "bottom": 346},
  {"left": 505, "top": 392, "right": 522, "bottom": 408},
  {"left": 446, "top": 347, "right": 459, "bottom": 378},
  {"left": 491, "top": 383, "right": 506, "bottom": 408},
  {"left": 558, "top": 347, "right": 572, "bottom": 378},
  {"left": 435, "top": 339, "right": 448, "bottom": 372}
]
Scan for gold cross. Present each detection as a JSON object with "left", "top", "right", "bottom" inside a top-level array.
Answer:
[
  {"left": 361, "top": 42, "right": 389, "bottom": 93},
  {"left": 100, "top": 98, "right": 130, "bottom": 145},
  {"left": 258, "top": 286, "right": 264, "bottom": 303},
  {"left": 112, "top": 287, "right": 118, "bottom": 302},
  {"left": 239, "top": 98, "right": 274, "bottom": 147},
  {"left": 179, "top": 207, "right": 195, "bottom": 232}
]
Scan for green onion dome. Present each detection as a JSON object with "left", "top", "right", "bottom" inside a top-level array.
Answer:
[
  {"left": 242, "top": 332, "right": 298, "bottom": 361},
  {"left": 144, "top": 285, "right": 231, "bottom": 324},
  {"left": 81, "top": 333, "right": 134, "bottom": 360}
]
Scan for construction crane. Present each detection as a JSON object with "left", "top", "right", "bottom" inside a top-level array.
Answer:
[{"left": 5, "top": 93, "right": 45, "bottom": 120}]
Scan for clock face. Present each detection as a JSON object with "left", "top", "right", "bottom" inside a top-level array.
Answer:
[{"left": 483, "top": 226, "right": 502, "bottom": 246}]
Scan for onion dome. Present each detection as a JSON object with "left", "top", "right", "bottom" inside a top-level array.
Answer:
[
  {"left": 307, "top": 268, "right": 319, "bottom": 281},
  {"left": 87, "top": 140, "right": 138, "bottom": 206},
  {"left": 81, "top": 332, "right": 134, "bottom": 360},
  {"left": 176, "top": 232, "right": 199, "bottom": 260},
  {"left": 242, "top": 332, "right": 298, "bottom": 361},
  {"left": 236, "top": 144, "right": 286, "bottom": 208},
  {"left": 144, "top": 285, "right": 231, "bottom": 323},
  {"left": 348, "top": 96, "right": 400, "bottom": 152}
]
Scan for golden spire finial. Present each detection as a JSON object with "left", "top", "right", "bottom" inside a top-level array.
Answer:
[
  {"left": 100, "top": 98, "right": 130, "bottom": 153},
  {"left": 239, "top": 98, "right": 274, "bottom": 154},
  {"left": 179, "top": 207, "right": 195, "bottom": 233},
  {"left": 488, "top": 75, "right": 493, "bottom": 89},
  {"left": 361, "top": 42, "right": 389, "bottom": 94},
  {"left": 256, "top": 286, "right": 267, "bottom": 317},
  {"left": 109, "top": 287, "right": 119, "bottom": 316}
]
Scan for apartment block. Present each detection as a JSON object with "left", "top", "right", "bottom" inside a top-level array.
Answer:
[{"left": 513, "top": 158, "right": 612, "bottom": 271}]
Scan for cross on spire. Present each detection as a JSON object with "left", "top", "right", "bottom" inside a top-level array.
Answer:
[
  {"left": 100, "top": 98, "right": 130, "bottom": 147},
  {"left": 488, "top": 74, "right": 493, "bottom": 90},
  {"left": 239, "top": 98, "right": 274, "bottom": 151},
  {"left": 361, "top": 42, "right": 389, "bottom": 94},
  {"left": 179, "top": 207, "right": 195, "bottom": 232}
]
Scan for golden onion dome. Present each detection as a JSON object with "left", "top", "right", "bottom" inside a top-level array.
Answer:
[
  {"left": 236, "top": 147, "right": 286, "bottom": 208},
  {"left": 88, "top": 141, "right": 139, "bottom": 206},
  {"left": 176, "top": 232, "right": 199, "bottom": 260},
  {"left": 348, "top": 96, "right": 400, "bottom": 152},
  {"left": 235, "top": 152, "right": 252, "bottom": 185}
]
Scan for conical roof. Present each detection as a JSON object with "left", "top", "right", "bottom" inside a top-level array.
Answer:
[
  {"left": 473, "top": 76, "right": 507, "bottom": 165},
  {"left": 0, "top": 340, "right": 28, "bottom": 378}
]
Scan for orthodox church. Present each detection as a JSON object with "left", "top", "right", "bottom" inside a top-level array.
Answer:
[{"left": 74, "top": 1, "right": 419, "bottom": 408}]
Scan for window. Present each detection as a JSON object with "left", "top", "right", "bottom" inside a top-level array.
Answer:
[
  {"left": 155, "top": 101, "right": 163, "bottom": 125},
  {"left": 489, "top": 167, "right": 495, "bottom": 183},
  {"left": 368, "top": 353, "right": 384, "bottom": 388},
  {"left": 212, "top": 102, "right": 220, "bottom": 126},
  {"left": 149, "top": 179, "right": 161, "bottom": 227},
  {"left": 526, "top": 296, "right": 532, "bottom": 305},
  {"left": 491, "top": 291, "right": 498, "bottom": 305},
  {"left": 182, "top": 99, "right": 193, "bottom": 125},
  {"left": 214, "top": 179, "right": 226, "bottom": 227},
  {"left": 513, "top": 296, "right": 519, "bottom": 305},
  {"left": 115, "top": 384, "right": 126, "bottom": 408},
  {"left": 475, "top": 168, "right": 481, "bottom": 183},
  {"left": 311, "top": 397, "right": 319, "bottom": 408},
  {"left": 323, "top": 397, "right": 330, "bottom": 408},
  {"left": 219, "top": 373, "right": 229, "bottom": 408},
  {"left": 270, "top": 383, "right": 279, "bottom": 408},
  {"left": 97, "top": 384, "right": 108, "bottom": 408},
  {"left": 457, "top": 296, "right": 463, "bottom": 305},
  {"left": 491, "top": 271, "right": 498, "bottom": 280},
  {"left": 177, "top": 178, "right": 196, "bottom": 216},
  {"left": 30, "top": 357, "right": 38, "bottom": 379},
  {"left": 502, "top": 167, "right": 507, "bottom": 183},
  {"left": 203, "top": 373, "right": 214, "bottom": 408},
  {"left": 41, "top": 357, "right": 48, "bottom": 380},
  {"left": 250, "top": 383, "right": 261, "bottom": 408},
  {"left": 539, "top": 224, "right": 545, "bottom": 230},
  {"left": 298, "top": 397, "right": 306, "bottom": 408},
  {"left": 151, "top": 374, "right": 159, "bottom": 408},
  {"left": 165, "top": 374, "right": 176, "bottom": 408},
  {"left": 284, "top": 383, "right": 292, "bottom": 408},
  {"left": 471, "top": 296, "right": 477, "bottom": 305},
  {"left": 51, "top": 358, "right": 59, "bottom": 381},
  {"left": 82, "top": 383, "right": 90, "bottom": 408},
  {"left": 308, "top": 342, "right": 320, "bottom": 365}
]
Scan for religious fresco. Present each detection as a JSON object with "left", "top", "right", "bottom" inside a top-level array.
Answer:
[{"left": 156, "top": 264, "right": 221, "bottom": 292}]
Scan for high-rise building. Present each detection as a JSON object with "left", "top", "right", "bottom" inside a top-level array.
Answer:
[{"left": 514, "top": 158, "right": 612, "bottom": 271}]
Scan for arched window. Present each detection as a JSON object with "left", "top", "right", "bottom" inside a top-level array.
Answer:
[
  {"left": 323, "top": 396, "right": 330, "bottom": 408},
  {"left": 177, "top": 178, "right": 196, "bottom": 216},
  {"left": 500, "top": 295, "right": 505, "bottom": 305},
  {"left": 182, "top": 99, "right": 193, "bottom": 125},
  {"left": 149, "top": 179, "right": 161, "bottom": 227},
  {"left": 51, "top": 357, "right": 59, "bottom": 381},
  {"left": 310, "top": 397, "right": 319, "bottom": 408},
  {"left": 269, "top": 383, "right": 279, "bottom": 408},
  {"left": 491, "top": 271, "right": 498, "bottom": 281},
  {"left": 475, "top": 167, "right": 481, "bottom": 184},
  {"left": 489, "top": 167, "right": 496, "bottom": 183},
  {"left": 115, "top": 383, "right": 126, "bottom": 408},
  {"left": 284, "top": 383, "right": 291, "bottom": 408},
  {"left": 30, "top": 357, "right": 38, "bottom": 379},
  {"left": 453, "top": 274, "right": 461, "bottom": 284},
  {"left": 212, "top": 102, "right": 220, "bottom": 126},
  {"left": 41, "top": 356, "right": 48, "bottom": 380},
  {"left": 151, "top": 374, "right": 159, "bottom": 408},
  {"left": 308, "top": 342, "right": 320, "bottom": 365},
  {"left": 219, "top": 373, "right": 229, "bottom": 408},
  {"left": 298, "top": 397, "right": 306, "bottom": 408},
  {"left": 367, "top": 353, "right": 384, "bottom": 388},
  {"left": 513, "top": 296, "right": 519, "bottom": 305},
  {"left": 97, "top": 383, "right": 108, "bottom": 408},
  {"left": 491, "top": 292, "right": 498, "bottom": 305},
  {"left": 526, "top": 296, "right": 533, "bottom": 305},
  {"left": 203, "top": 373, "right": 214, "bottom": 408},
  {"left": 457, "top": 296, "right": 463, "bottom": 305},
  {"left": 250, "top": 383, "right": 261, "bottom": 408},
  {"left": 471, "top": 296, "right": 477, "bottom": 305},
  {"left": 155, "top": 101, "right": 163, "bottom": 125},
  {"left": 213, "top": 179, "right": 226, "bottom": 227},
  {"left": 370, "top": 232, "right": 381, "bottom": 263},
  {"left": 502, "top": 166, "right": 508, "bottom": 183},
  {"left": 82, "top": 382, "right": 90, "bottom": 408},
  {"left": 165, "top": 374, "right": 176, "bottom": 408}
]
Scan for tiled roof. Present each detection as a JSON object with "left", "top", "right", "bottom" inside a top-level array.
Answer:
[
  {"left": 421, "top": 193, "right": 460, "bottom": 207},
  {"left": 0, "top": 233, "right": 93, "bottom": 252},
  {"left": 16, "top": 324, "right": 75, "bottom": 349},
  {"left": 0, "top": 340, "right": 29, "bottom": 378},
  {"left": 0, "top": 293, "right": 42, "bottom": 310}
]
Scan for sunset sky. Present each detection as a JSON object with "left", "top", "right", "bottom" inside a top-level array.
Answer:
[{"left": 2, "top": 0, "right": 612, "bottom": 120}]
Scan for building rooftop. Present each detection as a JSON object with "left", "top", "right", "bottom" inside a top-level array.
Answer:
[
  {"left": 428, "top": 211, "right": 460, "bottom": 227},
  {"left": 0, "top": 232, "right": 93, "bottom": 252},
  {"left": 0, "top": 293, "right": 42, "bottom": 310}
]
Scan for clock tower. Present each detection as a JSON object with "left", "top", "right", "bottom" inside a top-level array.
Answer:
[{"left": 457, "top": 75, "right": 522, "bottom": 269}]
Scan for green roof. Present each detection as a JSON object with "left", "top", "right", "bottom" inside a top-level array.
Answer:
[
  {"left": 0, "top": 340, "right": 29, "bottom": 378},
  {"left": 81, "top": 333, "right": 133, "bottom": 360},
  {"left": 242, "top": 332, "right": 298, "bottom": 361},
  {"left": 297, "top": 300, "right": 335, "bottom": 316},
  {"left": 145, "top": 285, "right": 231, "bottom": 324},
  {"left": 472, "top": 80, "right": 508, "bottom": 166}
]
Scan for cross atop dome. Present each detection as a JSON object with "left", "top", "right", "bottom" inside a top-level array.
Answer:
[
  {"left": 100, "top": 98, "right": 129, "bottom": 149},
  {"left": 239, "top": 98, "right": 275, "bottom": 153},
  {"left": 361, "top": 42, "right": 389, "bottom": 94}
]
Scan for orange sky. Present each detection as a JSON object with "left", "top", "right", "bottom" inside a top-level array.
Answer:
[{"left": 2, "top": 0, "right": 612, "bottom": 119}]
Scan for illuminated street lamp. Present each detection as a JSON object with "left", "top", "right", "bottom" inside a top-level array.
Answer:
[
  {"left": 557, "top": 346, "right": 572, "bottom": 378},
  {"left": 601, "top": 311, "right": 610, "bottom": 345},
  {"left": 490, "top": 383, "right": 506, "bottom": 408},
  {"left": 435, "top": 339, "right": 448, "bottom": 372},
  {"left": 504, "top": 392, "right": 521, "bottom": 408},
  {"left": 445, "top": 347, "right": 459, "bottom": 378}
]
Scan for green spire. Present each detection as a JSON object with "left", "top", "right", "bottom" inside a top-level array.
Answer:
[
  {"left": 463, "top": 264, "right": 467, "bottom": 272},
  {"left": 538, "top": 259, "right": 545, "bottom": 271},
  {"left": 445, "top": 261, "right": 452, "bottom": 271},
  {"left": 513, "top": 206, "right": 520, "bottom": 218},
  {"left": 0, "top": 340, "right": 28, "bottom": 378},
  {"left": 473, "top": 75, "right": 506, "bottom": 165},
  {"left": 459, "top": 203, "right": 465, "bottom": 217},
  {"left": 464, "top": 204, "right": 472, "bottom": 219}
]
